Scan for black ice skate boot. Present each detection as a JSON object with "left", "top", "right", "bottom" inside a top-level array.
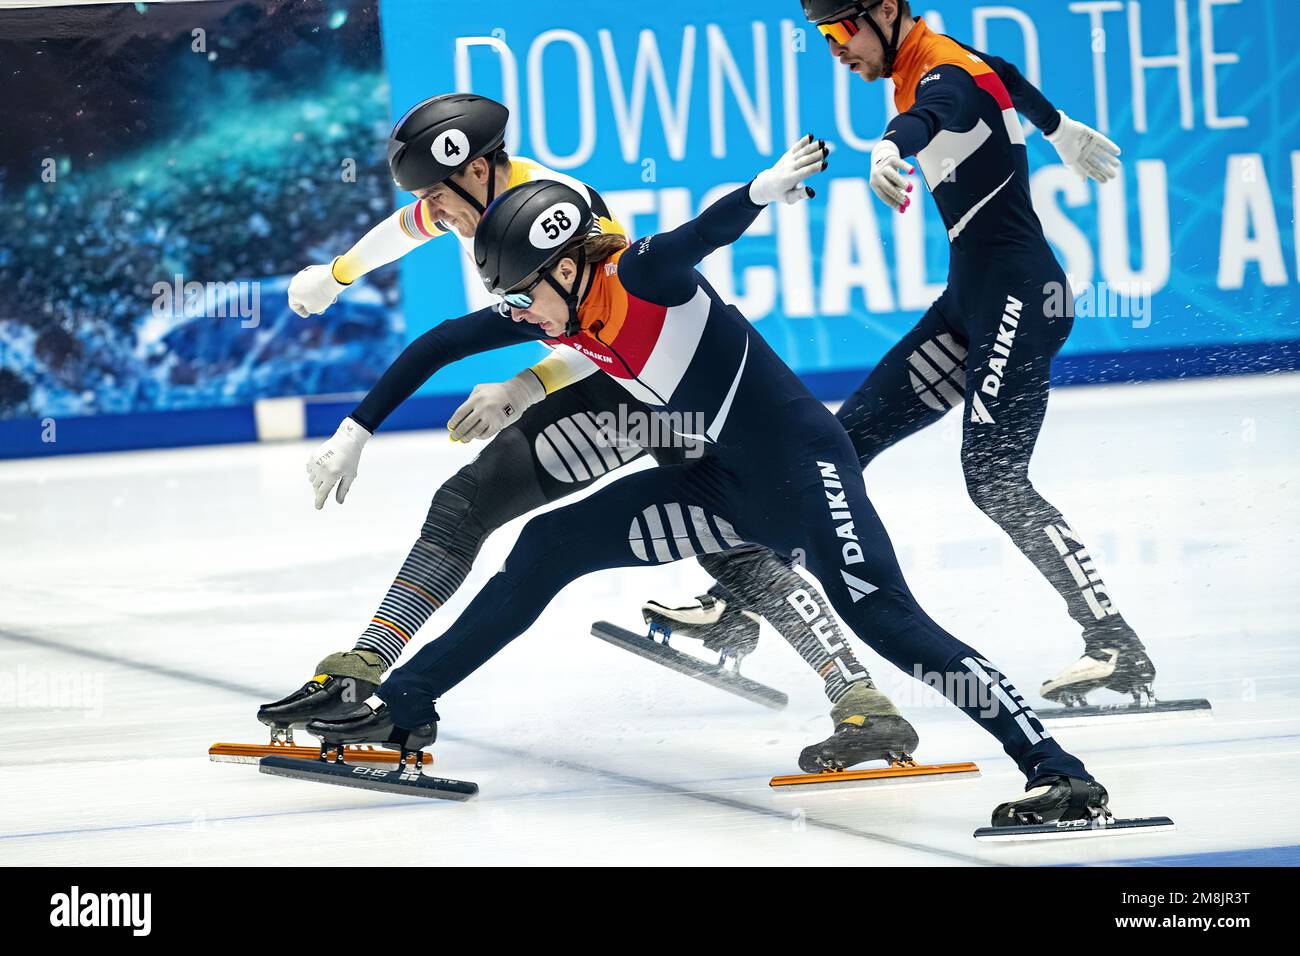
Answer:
[
  {"left": 1040, "top": 639, "right": 1157, "bottom": 708},
  {"left": 306, "top": 701, "right": 436, "bottom": 763},
  {"left": 977, "top": 774, "right": 1176, "bottom": 840},
  {"left": 642, "top": 585, "right": 761, "bottom": 665},
  {"left": 798, "top": 684, "right": 919, "bottom": 773},
  {"left": 990, "top": 775, "right": 1111, "bottom": 828},
  {"left": 256, "top": 650, "right": 385, "bottom": 743},
  {"left": 260, "top": 701, "right": 476, "bottom": 799}
]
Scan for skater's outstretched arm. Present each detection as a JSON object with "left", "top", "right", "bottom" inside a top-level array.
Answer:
[
  {"left": 304, "top": 308, "right": 546, "bottom": 510},
  {"left": 349, "top": 306, "right": 549, "bottom": 434},
  {"left": 333, "top": 199, "right": 450, "bottom": 282},
  {"left": 286, "top": 200, "right": 451, "bottom": 318},
  {"left": 953, "top": 42, "right": 1061, "bottom": 134},
  {"left": 954, "top": 43, "right": 1121, "bottom": 183},
  {"left": 618, "top": 135, "right": 829, "bottom": 306}
]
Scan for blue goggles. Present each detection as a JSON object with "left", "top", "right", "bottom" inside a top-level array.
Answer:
[{"left": 501, "top": 272, "right": 546, "bottom": 310}]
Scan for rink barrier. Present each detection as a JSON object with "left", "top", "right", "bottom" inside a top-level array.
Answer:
[{"left": 1, "top": 338, "right": 1296, "bottom": 459}]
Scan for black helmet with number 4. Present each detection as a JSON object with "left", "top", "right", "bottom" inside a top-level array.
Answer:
[
  {"left": 475, "top": 181, "right": 595, "bottom": 336},
  {"left": 387, "top": 93, "right": 509, "bottom": 210}
]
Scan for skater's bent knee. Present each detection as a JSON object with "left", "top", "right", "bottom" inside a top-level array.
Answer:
[
  {"left": 962, "top": 468, "right": 1035, "bottom": 520},
  {"left": 421, "top": 467, "right": 488, "bottom": 547}
]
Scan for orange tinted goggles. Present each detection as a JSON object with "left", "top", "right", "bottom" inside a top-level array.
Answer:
[{"left": 816, "top": 17, "right": 861, "bottom": 45}]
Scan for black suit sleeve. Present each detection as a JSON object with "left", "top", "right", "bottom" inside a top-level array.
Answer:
[
  {"left": 616, "top": 184, "right": 765, "bottom": 307},
  {"left": 350, "top": 305, "right": 546, "bottom": 433},
  {"left": 956, "top": 40, "right": 1061, "bottom": 134}
]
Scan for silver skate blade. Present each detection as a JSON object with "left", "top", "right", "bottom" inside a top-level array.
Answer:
[
  {"left": 973, "top": 815, "right": 1176, "bottom": 843},
  {"left": 210, "top": 752, "right": 261, "bottom": 765},
  {"left": 1040, "top": 698, "right": 1211, "bottom": 727},
  {"left": 258, "top": 755, "right": 478, "bottom": 801},
  {"left": 591, "top": 621, "right": 788, "bottom": 710}
]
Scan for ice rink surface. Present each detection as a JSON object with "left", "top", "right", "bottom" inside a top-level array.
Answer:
[{"left": 2, "top": 373, "right": 1298, "bottom": 867}]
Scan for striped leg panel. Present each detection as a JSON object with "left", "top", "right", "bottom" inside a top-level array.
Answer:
[
  {"left": 906, "top": 333, "right": 968, "bottom": 413},
  {"left": 629, "top": 503, "right": 745, "bottom": 563},
  {"left": 354, "top": 539, "right": 475, "bottom": 667},
  {"left": 536, "top": 412, "right": 641, "bottom": 484}
]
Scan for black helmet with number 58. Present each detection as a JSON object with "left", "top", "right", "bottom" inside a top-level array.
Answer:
[
  {"left": 386, "top": 93, "right": 510, "bottom": 209},
  {"left": 475, "top": 181, "right": 595, "bottom": 335}
]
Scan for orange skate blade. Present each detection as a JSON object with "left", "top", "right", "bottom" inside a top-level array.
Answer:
[
  {"left": 770, "top": 761, "right": 980, "bottom": 791},
  {"left": 209, "top": 742, "right": 426, "bottom": 767}
]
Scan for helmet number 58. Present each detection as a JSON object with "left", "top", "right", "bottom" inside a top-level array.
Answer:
[{"left": 529, "top": 202, "right": 581, "bottom": 249}]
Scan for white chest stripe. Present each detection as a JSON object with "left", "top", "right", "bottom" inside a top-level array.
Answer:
[
  {"left": 947, "top": 170, "right": 1016, "bottom": 242},
  {"left": 706, "top": 337, "right": 748, "bottom": 441},
  {"left": 916, "top": 119, "right": 992, "bottom": 191},
  {"left": 1001, "top": 107, "right": 1026, "bottom": 146},
  {"left": 637, "top": 286, "right": 712, "bottom": 401},
  {"left": 670, "top": 337, "right": 748, "bottom": 444}
]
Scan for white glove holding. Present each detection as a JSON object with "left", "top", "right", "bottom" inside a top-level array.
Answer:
[
  {"left": 288, "top": 258, "right": 348, "bottom": 317},
  {"left": 870, "top": 139, "right": 915, "bottom": 212},
  {"left": 1046, "top": 111, "right": 1121, "bottom": 184},
  {"left": 305, "top": 417, "right": 371, "bottom": 510},
  {"left": 749, "top": 134, "right": 831, "bottom": 206},
  {"left": 448, "top": 369, "right": 545, "bottom": 443}
]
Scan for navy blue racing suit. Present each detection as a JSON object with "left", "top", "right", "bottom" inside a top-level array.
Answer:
[
  {"left": 838, "top": 22, "right": 1139, "bottom": 651},
  {"left": 378, "top": 184, "right": 1092, "bottom": 785}
]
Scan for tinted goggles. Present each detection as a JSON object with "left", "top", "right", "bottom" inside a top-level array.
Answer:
[
  {"left": 816, "top": 16, "right": 861, "bottom": 45},
  {"left": 501, "top": 272, "right": 546, "bottom": 309}
]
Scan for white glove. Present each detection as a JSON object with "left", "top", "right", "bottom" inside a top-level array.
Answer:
[
  {"left": 870, "top": 139, "right": 915, "bottom": 212},
  {"left": 1046, "top": 111, "right": 1121, "bottom": 184},
  {"left": 288, "top": 258, "right": 348, "bottom": 317},
  {"left": 749, "top": 134, "right": 831, "bottom": 206},
  {"left": 448, "top": 370, "right": 545, "bottom": 443},
  {"left": 305, "top": 417, "right": 370, "bottom": 510}
]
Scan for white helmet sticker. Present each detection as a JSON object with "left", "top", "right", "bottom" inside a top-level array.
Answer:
[
  {"left": 431, "top": 129, "right": 471, "bottom": 166},
  {"left": 528, "top": 202, "right": 580, "bottom": 249}
]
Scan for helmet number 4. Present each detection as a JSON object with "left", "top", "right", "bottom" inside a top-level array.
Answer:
[
  {"left": 529, "top": 202, "right": 581, "bottom": 249},
  {"left": 431, "top": 129, "right": 471, "bottom": 166}
]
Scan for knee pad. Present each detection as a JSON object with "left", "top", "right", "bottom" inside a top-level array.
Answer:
[{"left": 420, "top": 466, "right": 487, "bottom": 558}]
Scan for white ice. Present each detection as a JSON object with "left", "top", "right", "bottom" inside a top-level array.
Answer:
[{"left": 2, "top": 373, "right": 1298, "bottom": 866}]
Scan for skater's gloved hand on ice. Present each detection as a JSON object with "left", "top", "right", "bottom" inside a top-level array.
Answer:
[
  {"left": 749, "top": 134, "right": 830, "bottom": 206},
  {"left": 305, "top": 417, "right": 370, "bottom": 509},
  {"left": 447, "top": 369, "right": 545, "bottom": 443},
  {"left": 287, "top": 258, "right": 349, "bottom": 317},
  {"left": 870, "top": 139, "right": 914, "bottom": 212},
  {"left": 1046, "top": 112, "right": 1121, "bottom": 184}
]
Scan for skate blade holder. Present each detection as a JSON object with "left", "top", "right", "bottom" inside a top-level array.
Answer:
[
  {"left": 209, "top": 741, "right": 427, "bottom": 767},
  {"left": 257, "top": 753, "right": 479, "bottom": 801},
  {"left": 973, "top": 814, "right": 1176, "bottom": 842},
  {"left": 770, "top": 760, "right": 981, "bottom": 792},
  {"left": 1040, "top": 697, "right": 1212, "bottom": 727}
]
